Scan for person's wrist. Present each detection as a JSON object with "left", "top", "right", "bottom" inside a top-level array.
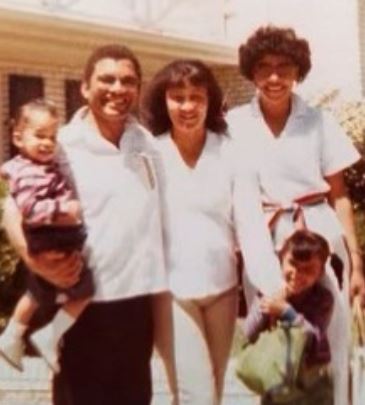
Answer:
[
  {"left": 350, "top": 249, "right": 363, "bottom": 263},
  {"left": 23, "top": 253, "right": 42, "bottom": 276},
  {"left": 17, "top": 244, "right": 28, "bottom": 262},
  {"left": 281, "top": 305, "right": 297, "bottom": 322},
  {"left": 351, "top": 255, "right": 363, "bottom": 270},
  {"left": 351, "top": 267, "right": 365, "bottom": 279}
]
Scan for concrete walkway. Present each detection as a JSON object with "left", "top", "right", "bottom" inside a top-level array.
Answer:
[{"left": 0, "top": 356, "right": 259, "bottom": 404}]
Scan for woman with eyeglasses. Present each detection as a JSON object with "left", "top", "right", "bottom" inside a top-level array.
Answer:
[{"left": 228, "top": 26, "right": 365, "bottom": 405}]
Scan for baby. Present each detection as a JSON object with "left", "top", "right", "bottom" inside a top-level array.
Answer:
[{"left": 0, "top": 99, "right": 93, "bottom": 373}]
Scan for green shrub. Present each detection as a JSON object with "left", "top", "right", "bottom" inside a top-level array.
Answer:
[
  {"left": 335, "top": 101, "right": 365, "bottom": 212},
  {"left": 0, "top": 179, "right": 20, "bottom": 329},
  {"left": 334, "top": 101, "right": 365, "bottom": 252}
]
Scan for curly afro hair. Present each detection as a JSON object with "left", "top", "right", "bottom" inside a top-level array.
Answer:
[{"left": 238, "top": 25, "right": 311, "bottom": 82}]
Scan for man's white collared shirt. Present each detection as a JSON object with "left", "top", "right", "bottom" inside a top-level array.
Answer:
[{"left": 58, "top": 111, "right": 167, "bottom": 302}]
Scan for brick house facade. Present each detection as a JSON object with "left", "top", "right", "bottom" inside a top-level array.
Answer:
[
  {"left": 359, "top": 0, "right": 365, "bottom": 96},
  {"left": 0, "top": 6, "right": 253, "bottom": 164}
]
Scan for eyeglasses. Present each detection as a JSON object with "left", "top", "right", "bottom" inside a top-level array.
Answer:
[{"left": 254, "top": 62, "right": 297, "bottom": 79}]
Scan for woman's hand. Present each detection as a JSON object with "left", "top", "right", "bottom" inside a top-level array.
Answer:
[
  {"left": 350, "top": 260, "right": 365, "bottom": 306},
  {"left": 25, "top": 250, "right": 83, "bottom": 289},
  {"left": 326, "top": 172, "right": 365, "bottom": 305}
]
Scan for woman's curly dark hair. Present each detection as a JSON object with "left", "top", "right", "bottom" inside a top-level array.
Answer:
[
  {"left": 239, "top": 25, "right": 311, "bottom": 82},
  {"left": 141, "top": 59, "right": 227, "bottom": 136}
]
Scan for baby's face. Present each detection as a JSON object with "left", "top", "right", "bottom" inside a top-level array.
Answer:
[
  {"left": 15, "top": 110, "right": 58, "bottom": 164},
  {"left": 282, "top": 251, "right": 323, "bottom": 296}
]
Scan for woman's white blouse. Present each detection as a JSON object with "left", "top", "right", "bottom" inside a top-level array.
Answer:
[
  {"left": 227, "top": 94, "right": 360, "bottom": 251},
  {"left": 155, "top": 131, "right": 281, "bottom": 299}
]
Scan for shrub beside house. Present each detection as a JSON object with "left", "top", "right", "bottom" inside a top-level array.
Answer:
[
  {"left": 0, "top": 180, "right": 20, "bottom": 330},
  {"left": 335, "top": 101, "right": 365, "bottom": 252}
]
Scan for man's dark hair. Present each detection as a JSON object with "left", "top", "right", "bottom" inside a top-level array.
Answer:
[{"left": 83, "top": 44, "right": 142, "bottom": 84}]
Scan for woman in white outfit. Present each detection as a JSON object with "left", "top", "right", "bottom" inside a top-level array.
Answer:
[
  {"left": 142, "top": 59, "right": 282, "bottom": 405},
  {"left": 228, "top": 25, "right": 365, "bottom": 405}
]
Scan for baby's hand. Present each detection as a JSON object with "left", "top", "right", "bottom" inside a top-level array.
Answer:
[
  {"left": 65, "top": 200, "right": 81, "bottom": 221},
  {"left": 55, "top": 200, "right": 82, "bottom": 225}
]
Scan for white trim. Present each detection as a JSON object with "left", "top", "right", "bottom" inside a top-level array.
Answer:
[{"left": 0, "top": 7, "right": 237, "bottom": 67}]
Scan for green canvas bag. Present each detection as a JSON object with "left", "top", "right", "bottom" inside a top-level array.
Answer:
[{"left": 235, "top": 321, "right": 309, "bottom": 403}]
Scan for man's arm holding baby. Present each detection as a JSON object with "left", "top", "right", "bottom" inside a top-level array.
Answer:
[
  {"left": 2, "top": 196, "right": 82, "bottom": 288},
  {"left": 4, "top": 165, "right": 82, "bottom": 225}
]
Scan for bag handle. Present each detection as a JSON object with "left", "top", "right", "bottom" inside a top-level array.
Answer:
[
  {"left": 283, "top": 324, "right": 295, "bottom": 384},
  {"left": 265, "top": 323, "right": 300, "bottom": 401},
  {"left": 353, "top": 296, "right": 365, "bottom": 346}
]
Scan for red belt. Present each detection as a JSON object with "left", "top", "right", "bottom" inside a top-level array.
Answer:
[
  {"left": 263, "top": 192, "right": 328, "bottom": 231},
  {"left": 263, "top": 192, "right": 345, "bottom": 289}
]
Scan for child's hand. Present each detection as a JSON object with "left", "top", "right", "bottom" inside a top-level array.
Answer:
[
  {"left": 259, "top": 292, "right": 290, "bottom": 318},
  {"left": 65, "top": 200, "right": 81, "bottom": 221},
  {"left": 55, "top": 200, "right": 82, "bottom": 224}
]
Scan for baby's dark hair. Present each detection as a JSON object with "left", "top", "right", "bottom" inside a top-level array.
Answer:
[
  {"left": 13, "top": 98, "right": 59, "bottom": 132},
  {"left": 280, "top": 229, "right": 330, "bottom": 267}
]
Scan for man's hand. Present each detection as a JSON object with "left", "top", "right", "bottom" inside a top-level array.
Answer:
[
  {"left": 2, "top": 196, "right": 83, "bottom": 289},
  {"left": 25, "top": 250, "right": 83, "bottom": 289}
]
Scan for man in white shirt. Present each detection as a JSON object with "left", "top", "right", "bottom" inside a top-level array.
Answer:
[{"left": 2, "top": 44, "right": 171, "bottom": 405}]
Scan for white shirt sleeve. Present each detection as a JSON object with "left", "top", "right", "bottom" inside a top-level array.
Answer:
[
  {"left": 231, "top": 149, "right": 283, "bottom": 295},
  {"left": 320, "top": 111, "right": 360, "bottom": 177}
]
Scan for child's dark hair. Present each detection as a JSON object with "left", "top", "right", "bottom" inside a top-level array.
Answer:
[
  {"left": 280, "top": 229, "right": 330, "bottom": 267},
  {"left": 13, "top": 98, "right": 59, "bottom": 132}
]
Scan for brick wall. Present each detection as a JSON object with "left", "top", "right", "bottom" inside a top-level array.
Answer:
[
  {"left": 0, "top": 70, "right": 5, "bottom": 163},
  {"left": 359, "top": 0, "right": 365, "bottom": 96},
  {"left": 0, "top": 62, "right": 82, "bottom": 164},
  {"left": 212, "top": 64, "right": 255, "bottom": 109},
  {"left": 0, "top": 59, "right": 253, "bottom": 163},
  {"left": 0, "top": 56, "right": 171, "bottom": 163}
]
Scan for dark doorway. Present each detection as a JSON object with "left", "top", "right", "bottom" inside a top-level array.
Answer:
[
  {"left": 8, "top": 74, "right": 44, "bottom": 157},
  {"left": 65, "top": 79, "right": 84, "bottom": 122}
]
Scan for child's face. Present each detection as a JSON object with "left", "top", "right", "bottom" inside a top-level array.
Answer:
[
  {"left": 282, "top": 251, "right": 323, "bottom": 296},
  {"left": 14, "top": 110, "right": 58, "bottom": 164}
]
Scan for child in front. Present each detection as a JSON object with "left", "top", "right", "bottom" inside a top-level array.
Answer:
[
  {"left": 0, "top": 99, "right": 93, "bottom": 373},
  {"left": 242, "top": 230, "right": 334, "bottom": 404}
]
